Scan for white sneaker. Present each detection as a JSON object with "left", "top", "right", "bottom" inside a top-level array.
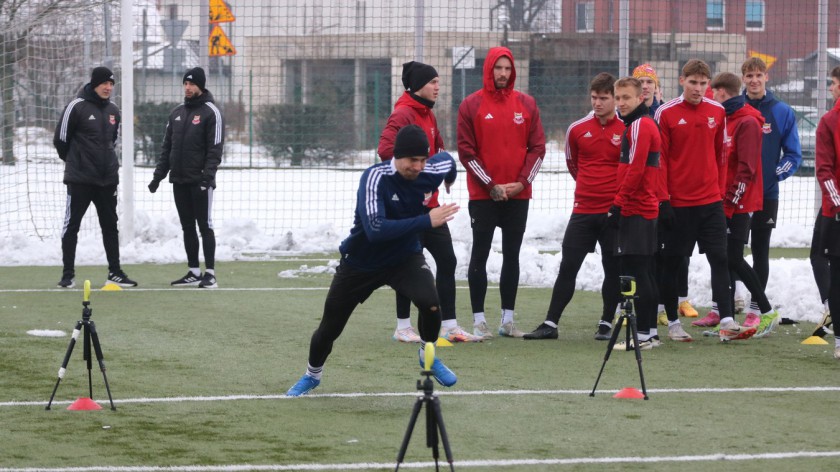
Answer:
[
  {"left": 667, "top": 323, "right": 693, "bottom": 342},
  {"left": 612, "top": 339, "right": 653, "bottom": 351},
  {"left": 473, "top": 321, "right": 494, "bottom": 339},
  {"left": 392, "top": 327, "right": 422, "bottom": 343},
  {"left": 834, "top": 346, "right": 840, "bottom": 360},
  {"left": 440, "top": 325, "right": 484, "bottom": 342},
  {"left": 498, "top": 321, "right": 525, "bottom": 338}
]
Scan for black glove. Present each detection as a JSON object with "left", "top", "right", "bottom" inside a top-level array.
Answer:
[
  {"left": 606, "top": 205, "right": 622, "bottom": 228},
  {"left": 148, "top": 179, "right": 160, "bottom": 193},
  {"left": 658, "top": 200, "right": 675, "bottom": 229}
]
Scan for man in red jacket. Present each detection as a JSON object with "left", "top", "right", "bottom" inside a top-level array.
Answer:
[
  {"left": 710, "top": 72, "right": 780, "bottom": 338},
  {"left": 654, "top": 59, "right": 755, "bottom": 342},
  {"left": 815, "top": 65, "right": 840, "bottom": 359},
  {"left": 378, "top": 62, "right": 480, "bottom": 343},
  {"left": 523, "top": 72, "right": 622, "bottom": 341},
  {"left": 457, "top": 46, "right": 546, "bottom": 338}
]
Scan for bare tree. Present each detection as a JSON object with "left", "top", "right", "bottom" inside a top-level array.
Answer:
[{"left": 496, "top": 0, "right": 552, "bottom": 32}]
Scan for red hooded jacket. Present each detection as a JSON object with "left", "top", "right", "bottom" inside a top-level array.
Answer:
[
  {"left": 378, "top": 91, "right": 445, "bottom": 207},
  {"left": 457, "top": 47, "right": 546, "bottom": 200},
  {"left": 723, "top": 103, "right": 765, "bottom": 217},
  {"left": 816, "top": 98, "right": 840, "bottom": 216}
]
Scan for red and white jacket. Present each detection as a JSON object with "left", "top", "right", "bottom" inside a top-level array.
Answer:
[
  {"left": 457, "top": 46, "right": 546, "bottom": 200},
  {"left": 615, "top": 109, "right": 661, "bottom": 219},
  {"left": 565, "top": 113, "right": 623, "bottom": 214},
  {"left": 654, "top": 96, "right": 726, "bottom": 207},
  {"left": 722, "top": 102, "right": 764, "bottom": 217},
  {"left": 816, "top": 99, "right": 840, "bottom": 216}
]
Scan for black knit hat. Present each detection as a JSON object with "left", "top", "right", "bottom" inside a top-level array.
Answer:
[
  {"left": 401, "top": 61, "right": 438, "bottom": 93},
  {"left": 393, "top": 124, "right": 429, "bottom": 158},
  {"left": 183, "top": 67, "right": 206, "bottom": 91},
  {"left": 90, "top": 66, "right": 115, "bottom": 88}
]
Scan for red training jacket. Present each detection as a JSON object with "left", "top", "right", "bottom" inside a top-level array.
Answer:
[
  {"left": 723, "top": 103, "right": 764, "bottom": 217},
  {"left": 654, "top": 96, "right": 726, "bottom": 207},
  {"left": 378, "top": 91, "right": 445, "bottom": 207},
  {"left": 565, "top": 113, "right": 624, "bottom": 214},
  {"left": 457, "top": 46, "right": 546, "bottom": 200},
  {"left": 615, "top": 115, "right": 661, "bottom": 219},
  {"left": 815, "top": 98, "right": 840, "bottom": 216}
]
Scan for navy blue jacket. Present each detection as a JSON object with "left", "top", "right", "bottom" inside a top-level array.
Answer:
[
  {"left": 744, "top": 90, "right": 802, "bottom": 200},
  {"left": 339, "top": 152, "right": 457, "bottom": 271}
]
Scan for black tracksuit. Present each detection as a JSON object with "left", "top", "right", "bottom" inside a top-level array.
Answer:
[
  {"left": 153, "top": 90, "right": 225, "bottom": 270},
  {"left": 53, "top": 84, "right": 122, "bottom": 277}
]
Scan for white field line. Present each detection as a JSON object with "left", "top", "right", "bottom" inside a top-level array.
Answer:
[
  {"left": 2, "top": 451, "right": 840, "bottom": 471},
  {"left": 4, "top": 385, "right": 840, "bottom": 408}
]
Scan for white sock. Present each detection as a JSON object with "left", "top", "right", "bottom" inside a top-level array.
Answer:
[
  {"left": 747, "top": 302, "right": 760, "bottom": 315},
  {"left": 657, "top": 304, "right": 665, "bottom": 313},
  {"left": 501, "top": 309, "right": 514, "bottom": 325},
  {"left": 189, "top": 267, "right": 201, "bottom": 276},
  {"left": 668, "top": 319, "right": 682, "bottom": 328},
  {"left": 720, "top": 316, "right": 735, "bottom": 326},
  {"left": 543, "top": 320, "right": 557, "bottom": 328},
  {"left": 615, "top": 303, "right": 622, "bottom": 315},
  {"left": 650, "top": 328, "right": 658, "bottom": 337},
  {"left": 306, "top": 364, "right": 322, "bottom": 380},
  {"left": 835, "top": 336, "right": 840, "bottom": 347},
  {"left": 711, "top": 302, "right": 719, "bottom": 313},
  {"left": 441, "top": 319, "right": 457, "bottom": 330},
  {"left": 638, "top": 331, "right": 651, "bottom": 341},
  {"left": 599, "top": 320, "right": 612, "bottom": 329},
  {"left": 397, "top": 318, "right": 412, "bottom": 330},
  {"left": 679, "top": 296, "right": 688, "bottom": 304},
  {"left": 473, "top": 312, "right": 486, "bottom": 325},
  {"left": 205, "top": 268, "right": 215, "bottom": 275}
]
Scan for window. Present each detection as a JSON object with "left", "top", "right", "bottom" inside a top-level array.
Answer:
[
  {"left": 746, "top": 0, "right": 765, "bottom": 30},
  {"left": 706, "top": 0, "right": 724, "bottom": 30},
  {"left": 576, "top": 1, "right": 594, "bottom": 32}
]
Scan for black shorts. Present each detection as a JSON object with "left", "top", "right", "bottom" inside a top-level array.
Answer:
[
  {"left": 751, "top": 199, "right": 779, "bottom": 230},
  {"left": 663, "top": 201, "right": 727, "bottom": 257},
  {"left": 562, "top": 213, "right": 614, "bottom": 254},
  {"left": 817, "top": 214, "right": 840, "bottom": 258},
  {"left": 727, "top": 213, "right": 752, "bottom": 243},
  {"left": 468, "top": 199, "right": 529, "bottom": 233},
  {"left": 614, "top": 215, "right": 657, "bottom": 256}
]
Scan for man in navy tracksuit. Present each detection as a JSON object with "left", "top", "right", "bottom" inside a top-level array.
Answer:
[
  {"left": 53, "top": 66, "right": 137, "bottom": 289},
  {"left": 286, "top": 125, "right": 460, "bottom": 397},
  {"left": 741, "top": 57, "right": 802, "bottom": 323},
  {"left": 149, "top": 67, "right": 224, "bottom": 289}
]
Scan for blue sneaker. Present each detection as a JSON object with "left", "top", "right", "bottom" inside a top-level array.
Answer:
[
  {"left": 418, "top": 350, "right": 457, "bottom": 387},
  {"left": 286, "top": 374, "right": 320, "bottom": 397}
]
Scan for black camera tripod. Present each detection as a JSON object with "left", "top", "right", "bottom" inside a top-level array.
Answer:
[
  {"left": 46, "top": 280, "right": 116, "bottom": 411},
  {"left": 590, "top": 276, "right": 649, "bottom": 400},
  {"left": 395, "top": 344, "right": 454, "bottom": 471}
]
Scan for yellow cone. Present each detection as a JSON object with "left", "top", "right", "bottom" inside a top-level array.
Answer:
[
  {"left": 435, "top": 337, "right": 453, "bottom": 347},
  {"left": 101, "top": 283, "right": 123, "bottom": 291},
  {"left": 801, "top": 336, "right": 829, "bottom": 345}
]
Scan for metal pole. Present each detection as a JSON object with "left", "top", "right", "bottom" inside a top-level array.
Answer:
[
  {"left": 414, "top": 0, "right": 424, "bottom": 61},
  {"left": 200, "top": 0, "right": 210, "bottom": 71},
  {"left": 815, "top": 0, "right": 829, "bottom": 208},
  {"left": 120, "top": 0, "right": 135, "bottom": 242},
  {"left": 249, "top": 69, "right": 253, "bottom": 167},
  {"left": 618, "top": 0, "right": 629, "bottom": 76},
  {"left": 103, "top": 3, "right": 113, "bottom": 68}
]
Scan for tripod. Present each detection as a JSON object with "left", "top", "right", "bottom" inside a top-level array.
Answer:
[
  {"left": 590, "top": 276, "right": 649, "bottom": 400},
  {"left": 46, "top": 280, "right": 116, "bottom": 411},
  {"left": 395, "top": 343, "right": 454, "bottom": 471}
]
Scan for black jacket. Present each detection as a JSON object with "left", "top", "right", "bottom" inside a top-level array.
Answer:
[
  {"left": 53, "top": 84, "right": 121, "bottom": 186},
  {"left": 153, "top": 89, "right": 225, "bottom": 187}
]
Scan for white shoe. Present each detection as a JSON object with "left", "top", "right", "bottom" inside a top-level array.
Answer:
[
  {"left": 440, "top": 325, "right": 484, "bottom": 342},
  {"left": 667, "top": 323, "right": 693, "bottom": 342},
  {"left": 498, "top": 321, "right": 525, "bottom": 338},
  {"left": 612, "top": 339, "right": 653, "bottom": 351},
  {"left": 473, "top": 321, "right": 494, "bottom": 339},
  {"left": 392, "top": 327, "right": 422, "bottom": 343}
]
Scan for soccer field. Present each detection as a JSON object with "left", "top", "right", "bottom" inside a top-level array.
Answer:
[{"left": 1, "top": 259, "right": 838, "bottom": 471}]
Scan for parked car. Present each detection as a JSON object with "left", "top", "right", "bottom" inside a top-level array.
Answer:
[{"left": 794, "top": 106, "right": 817, "bottom": 175}]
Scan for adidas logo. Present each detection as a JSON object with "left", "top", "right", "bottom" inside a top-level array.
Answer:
[
  {"left": 484, "top": 113, "right": 494, "bottom": 119},
  {"left": 583, "top": 131, "right": 592, "bottom": 138},
  {"left": 187, "top": 74, "right": 193, "bottom": 80},
  {"left": 175, "top": 116, "right": 181, "bottom": 121},
  {"left": 767, "top": 218, "right": 775, "bottom": 224},
  {"left": 678, "top": 118, "right": 687, "bottom": 125},
  {"left": 88, "top": 115, "right": 96, "bottom": 120},
  {"left": 391, "top": 194, "right": 400, "bottom": 201}
]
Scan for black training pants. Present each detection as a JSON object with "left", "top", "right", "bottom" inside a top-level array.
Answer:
[
  {"left": 173, "top": 183, "right": 216, "bottom": 270},
  {"left": 61, "top": 183, "right": 121, "bottom": 275},
  {"left": 395, "top": 223, "right": 457, "bottom": 321}
]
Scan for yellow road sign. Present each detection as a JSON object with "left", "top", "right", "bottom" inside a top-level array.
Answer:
[
  {"left": 210, "top": 0, "right": 235, "bottom": 23},
  {"left": 748, "top": 50, "right": 777, "bottom": 70},
  {"left": 209, "top": 25, "right": 236, "bottom": 57}
]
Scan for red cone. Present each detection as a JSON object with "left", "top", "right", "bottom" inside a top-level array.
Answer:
[
  {"left": 67, "top": 397, "right": 102, "bottom": 410},
  {"left": 613, "top": 387, "right": 646, "bottom": 399}
]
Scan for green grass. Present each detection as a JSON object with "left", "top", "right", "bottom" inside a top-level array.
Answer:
[{"left": 1, "top": 261, "right": 838, "bottom": 471}]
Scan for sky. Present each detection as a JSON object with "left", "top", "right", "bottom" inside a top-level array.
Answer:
[{"left": 0, "top": 132, "right": 826, "bottom": 324}]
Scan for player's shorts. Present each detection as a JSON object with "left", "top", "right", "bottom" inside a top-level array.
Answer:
[
  {"left": 614, "top": 215, "right": 657, "bottom": 256},
  {"left": 468, "top": 199, "right": 529, "bottom": 233},
  {"left": 562, "top": 212, "right": 614, "bottom": 254},
  {"left": 727, "top": 213, "right": 752, "bottom": 244},
  {"left": 817, "top": 213, "right": 840, "bottom": 258},
  {"left": 662, "top": 201, "right": 727, "bottom": 257},
  {"left": 750, "top": 199, "right": 779, "bottom": 230}
]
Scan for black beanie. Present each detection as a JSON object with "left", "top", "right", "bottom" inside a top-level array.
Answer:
[
  {"left": 90, "top": 66, "right": 115, "bottom": 88},
  {"left": 393, "top": 124, "right": 429, "bottom": 158},
  {"left": 401, "top": 61, "right": 438, "bottom": 93},
  {"left": 183, "top": 67, "right": 206, "bottom": 91}
]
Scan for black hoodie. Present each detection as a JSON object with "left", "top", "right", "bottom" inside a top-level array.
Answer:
[{"left": 53, "top": 83, "right": 122, "bottom": 186}]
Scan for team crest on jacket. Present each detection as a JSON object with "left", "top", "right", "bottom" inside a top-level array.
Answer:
[
  {"left": 707, "top": 117, "right": 716, "bottom": 128},
  {"left": 513, "top": 112, "right": 524, "bottom": 125},
  {"left": 192, "top": 115, "right": 201, "bottom": 125},
  {"left": 109, "top": 115, "right": 116, "bottom": 125},
  {"left": 611, "top": 134, "right": 621, "bottom": 146},
  {"left": 762, "top": 123, "right": 772, "bottom": 134},
  {"left": 423, "top": 191, "right": 433, "bottom": 205}
]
